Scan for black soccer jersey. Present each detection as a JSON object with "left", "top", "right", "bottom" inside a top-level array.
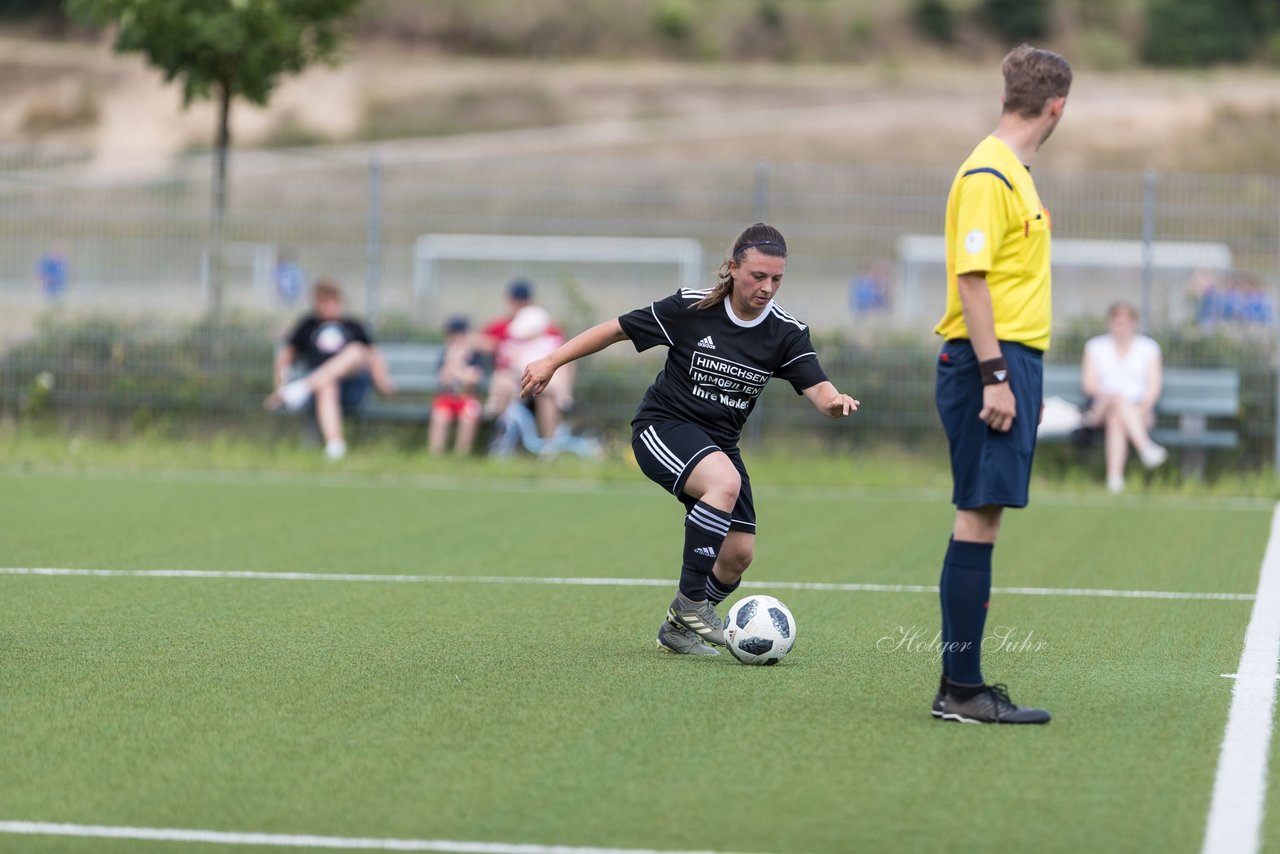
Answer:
[
  {"left": 286, "top": 314, "right": 373, "bottom": 371},
  {"left": 617, "top": 288, "right": 829, "bottom": 448}
]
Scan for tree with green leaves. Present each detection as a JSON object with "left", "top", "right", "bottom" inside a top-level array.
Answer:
[{"left": 69, "top": 0, "right": 362, "bottom": 318}]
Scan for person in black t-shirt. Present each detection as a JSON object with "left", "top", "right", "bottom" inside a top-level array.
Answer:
[
  {"left": 521, "top": 223, "right": 859, "bottom": 656},
  {"left": 266, "top": 279, "right": 395, "bottom": 460}
]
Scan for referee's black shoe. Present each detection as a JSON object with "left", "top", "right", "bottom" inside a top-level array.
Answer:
[
  {"left": 931, "top": 675, "right": 946, "bottom": 719},
  {"left": 941, "top": 681, "right": 1051, "bottom": 725}
]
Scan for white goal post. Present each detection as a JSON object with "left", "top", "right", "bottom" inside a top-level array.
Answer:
[{"left": 411, "top": 233, "right": 704, "bottom": 307}]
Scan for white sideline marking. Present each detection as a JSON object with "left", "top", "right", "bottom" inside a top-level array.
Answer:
[
  {"left": 0, "top": 566, "right": 1255, "bottom": 602},
  {"left": 0, "top": 821, "right": 738, "bottom": 853},
  {"left": 1202, "top": 503, "right": 1280, "bottom": 854}
]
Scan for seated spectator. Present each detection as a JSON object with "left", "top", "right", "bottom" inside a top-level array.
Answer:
[
  {"left": 37, "top": 241, "right": 70, "bottom": 302},
  {"left": 1081, "top": 302, "right": 1167, "bottom": 494},
  {"left": 849, "top": 261, "right": 891, "bottom": 316},
  {"left": 507, "top": 304, "right": 574, "bottom": 439},
  {"left": 1236, "top": 275, "right": 1274, "bottom": 326},
  {"left": 1194, "top": 270, "right": 1274, "bottom": 328},
  {"left": 265, "top": 279, "right": 395, "bottom": 460},
  {"left": 479, "top": 279, "right": 534, "bottom": 421},
  {"left": 479, "top": 279, "right": 574, "bottom": 440},
  {"left": 429, "top": 316, "right": 484, "bottom": 457}
]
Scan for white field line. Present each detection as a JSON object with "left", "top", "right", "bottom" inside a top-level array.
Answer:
[
  {"left": 1201, "top": 502, "right": 1280, "bottom": 854},
  {"left": 0, "top": 821, "right": 741, "bottom": 854},
  {"left": 0, "top": 566, "right": 1255, "bottom": 602}
]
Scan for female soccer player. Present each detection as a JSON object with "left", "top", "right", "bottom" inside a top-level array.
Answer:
[{"left": 521, "top": 223, "right": 859, "bottom": 655}]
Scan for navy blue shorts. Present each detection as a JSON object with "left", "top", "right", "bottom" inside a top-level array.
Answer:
[
  {"left": 632, "top": 421, "right": 757, "bottom": 533},
  {"left": 305, "top": 372, "right": 371, "bottom": 413},
  {"left": 935, "top": 340, "right": 1043, "bottom": 510}
]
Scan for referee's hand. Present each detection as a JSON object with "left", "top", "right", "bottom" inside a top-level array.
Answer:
[{"left": 980, "top": 383, "right": 1016, "bottom": 432}]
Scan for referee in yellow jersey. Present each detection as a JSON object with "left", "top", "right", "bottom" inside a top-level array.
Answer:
[{"left": 932, "top": 45, "right": 1071, "bottom": 724}]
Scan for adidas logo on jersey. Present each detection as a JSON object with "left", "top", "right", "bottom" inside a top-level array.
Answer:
[
  {"left": 694, "top": 546, "right": 717, "bottom": 558},
  {"left": 696, "top": 336, "right": 716, "bottom": 350}
]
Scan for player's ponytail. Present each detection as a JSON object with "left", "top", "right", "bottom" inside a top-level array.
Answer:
[{"left": 692, "top": 223, "right": 788, "bottom": 311}]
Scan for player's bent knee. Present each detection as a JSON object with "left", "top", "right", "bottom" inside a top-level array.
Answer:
[{"left": 728, "top": 543, "right": 754, "bottom": 572}]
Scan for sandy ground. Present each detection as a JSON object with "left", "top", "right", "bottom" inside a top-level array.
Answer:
[{"left": 4, "top": 35, "right": 1280, "bottom": 175}]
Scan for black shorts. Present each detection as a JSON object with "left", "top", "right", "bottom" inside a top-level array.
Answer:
[
  {"left": 631, "top": 421, "right": 756, "bottom": 533},
  {"left": 935, "top": 340, "right": 1043, "bottom": 509}
]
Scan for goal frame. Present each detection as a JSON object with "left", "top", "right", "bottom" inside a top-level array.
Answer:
[{"left": 411, "top": 233, "right": 705, "bottom": 309}]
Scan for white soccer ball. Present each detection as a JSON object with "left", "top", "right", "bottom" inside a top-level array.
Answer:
[{"left": 724, "top": 595, "right": 796, "bottom": 665}]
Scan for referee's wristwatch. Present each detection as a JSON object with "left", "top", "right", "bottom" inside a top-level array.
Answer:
[{"left": 980, "top": 357, "right": 1009, "bottom": 385}]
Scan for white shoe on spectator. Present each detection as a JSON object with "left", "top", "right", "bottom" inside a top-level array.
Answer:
[
  {"left": 279, "top": 379, "right": 312, "bottom": 412},
  {"left": 1139, "top": 442, "right": 1168, "bottom": 469},
  {"left": 1107, "top": 474, "right": 1125, "bottom": 495},
  {"left": 324, "top": 439, "right": 347, "bottom": 461}
]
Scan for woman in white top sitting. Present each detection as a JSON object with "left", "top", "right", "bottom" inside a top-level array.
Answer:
[{"left": 1082, "top": 302, "right": 1168, "bottom": 494}]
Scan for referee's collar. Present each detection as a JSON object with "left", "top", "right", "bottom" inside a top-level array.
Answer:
[{"left": 724, "top": 298, "right": 774, "bottom": 328}]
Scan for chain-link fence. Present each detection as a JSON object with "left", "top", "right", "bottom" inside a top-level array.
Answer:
[{"left": 1, "top": 145, "right": 1276, "bottom": 473}]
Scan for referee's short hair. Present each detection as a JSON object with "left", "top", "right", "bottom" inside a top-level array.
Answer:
[{"left": 1001, "top": 44, "right": 1072, "bottom": 119}]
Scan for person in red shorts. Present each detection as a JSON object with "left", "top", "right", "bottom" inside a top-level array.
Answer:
[{"left": 429, "top": 316, "right": 484, "bottom": 456}]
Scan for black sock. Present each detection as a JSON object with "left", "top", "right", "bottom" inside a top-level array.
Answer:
[
  {"left": 938, "top": 541, "right": 952, "bottom": 680},
  {"left": 706, "top": 573, "right": 740, "bottom": 605},
  {"left": 938, "top": 538, "right": 993, "bottom": 686},
  {"left": 945, "top": 679, "right": 986, "bottom": 701},
  {"left": 679, "top": 501, "right": 731, "bottom": 599}
]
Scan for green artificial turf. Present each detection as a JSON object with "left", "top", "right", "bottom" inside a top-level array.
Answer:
[{"left": 0, "top": 470, "right": 1272, "bottom": 854}]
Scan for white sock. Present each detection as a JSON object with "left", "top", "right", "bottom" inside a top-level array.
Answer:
[
  {"left": 1107, "top": 474, "right": 1125, "bottom": 495},
  {"left": 324, "top": 439, "right": 347, "bottom": 460},
  {"left": 279, "top": 379, "right": 312, "bottom": 412}
]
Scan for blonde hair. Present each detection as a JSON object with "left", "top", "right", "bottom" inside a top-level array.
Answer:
[
  {"left": 692, "top": 223, "right": 788, "bottom": 311},
  {"left": 1001, "top": 44, "right": 1072, "bottom": 119}
]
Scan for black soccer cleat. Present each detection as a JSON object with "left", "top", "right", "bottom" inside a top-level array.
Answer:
[{"left": 941, "top": 682, "right": 1051, "bottom": 725}]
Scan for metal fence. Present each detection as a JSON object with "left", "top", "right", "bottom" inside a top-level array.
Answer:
[{"left": 1, "top": 144, "right": 1276, "bottom": 472}]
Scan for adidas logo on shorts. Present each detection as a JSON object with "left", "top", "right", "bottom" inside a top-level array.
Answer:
[
  {"left": 697, "top": 336, "right": 716, "bottom": 350},
  {"left": 694, "top": 546, "right": 717, "bottom": 558}
]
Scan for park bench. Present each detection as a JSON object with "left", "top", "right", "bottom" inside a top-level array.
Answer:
[
  {"left": 275, "top": 342, "right": 455, "bottom": 430},
  {"left": 356, "top": 342, "right": 448, "bottom": 423},
  {"left": 1040, "top": 362, "right": 1240, "bottom": 476}
]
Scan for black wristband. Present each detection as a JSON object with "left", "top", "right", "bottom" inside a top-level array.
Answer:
[{"left": 980, "top": 357, "right": 1009, "bottom": 385}]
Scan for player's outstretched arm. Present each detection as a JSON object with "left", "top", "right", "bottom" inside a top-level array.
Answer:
[
  {"left": 521, "top": 319, "right": 629, "bottom": 398},
  {"left": 802, "top": 381, "right": 860, "bottom": 418}
]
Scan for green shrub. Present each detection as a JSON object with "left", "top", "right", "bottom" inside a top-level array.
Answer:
[
  {"left": 912, "top": 0, "right": 955, "bottom": 45},
  {"left": 757, "top": 0, "right": 784, "bottom": 31},
  {"left": 651, "top": 0, "right": 694, "bottom": 41},
  {"left": 1080, "top": 27, "right": 1134, "bottom": 70},
  {"left": 977, "top": 0, "right": 1052, "bottom": 43},
  {"left": 1142, "top": 0, "right": 1253, "bottom": 66}
]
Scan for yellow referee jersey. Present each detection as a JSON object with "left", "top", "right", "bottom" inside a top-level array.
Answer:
[{"left": 934, "top": 135, "right": 1053, "bottom": 351}]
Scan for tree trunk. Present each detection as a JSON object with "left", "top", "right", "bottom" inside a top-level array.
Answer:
[{"left": 208, "top": 79, "right": 232, "bottom": 322}]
